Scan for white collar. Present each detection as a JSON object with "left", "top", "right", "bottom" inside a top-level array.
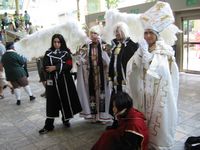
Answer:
[{"left": 6, "top": 49, "right": 16, "bottom": 52}]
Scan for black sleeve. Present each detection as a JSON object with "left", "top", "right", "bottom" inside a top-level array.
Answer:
[
  {"left": 42, "top": 51, "right": 50, "bottom": 72},
  {"left": 56, "top": 53, "right": 72, "bottom": 72},
  {"left": 106, "top": 119, "right": 119, "bottom": 130},
  {"left": 118, "top": 131, "right": 143, "bottom": 150}
]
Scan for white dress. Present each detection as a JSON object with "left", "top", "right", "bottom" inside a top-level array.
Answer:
[
  {"left": 126, "top": 40, "right": 179, "bottom": 150},
  {"left": 76, "top": 40, "right": 112, "bottom": 122}
]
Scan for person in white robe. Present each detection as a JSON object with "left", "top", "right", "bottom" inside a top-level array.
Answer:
[
  {"left": 126, "top": 2, "right": 180, "bottom": 150},
  {"left": 76, "top": 25, "right": 112, "bottom": 123}
]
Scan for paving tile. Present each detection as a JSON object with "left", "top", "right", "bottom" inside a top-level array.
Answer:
[
  {"left": 176, "top": 124, "right": 196, "bottom": 135},
  {"left": 172, "top": 141, "right": 185, "bottom": 150},
  {"left": 15, "top": 144, "right": 38, "bottom": 150},
  {"left": 45, "top": 144, "right": 70, "bottom": 150},
  {"left": 0, "top": 71, "right": 199, "bottom": 150},
  {"left": 34, "top": 136, "right": 62, "bottom": 149},
  {"left": 60, "top": 136, "right": 89, "bottom": 150}
]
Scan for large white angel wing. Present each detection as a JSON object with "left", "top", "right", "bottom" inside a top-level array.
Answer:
[
  {"left": 160, "top": 24, "right": 182, "bottom": 46},
  {"left": 14, "top": 18, "right": 89, "bottom": 60},
  {"left": 102, "top": 9, "right": 143, "bottom": 44},
  {"left": 102, "top": 9, "right": 181, "bottom": 46}
]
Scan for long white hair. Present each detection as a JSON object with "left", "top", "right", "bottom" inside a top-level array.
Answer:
[{"left": 113, "top": 22, "right": 130, "bottom": 39}]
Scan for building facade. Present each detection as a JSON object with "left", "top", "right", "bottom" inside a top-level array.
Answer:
[{"left": 85, "top": 0, "right": 200, "bottom": 73}]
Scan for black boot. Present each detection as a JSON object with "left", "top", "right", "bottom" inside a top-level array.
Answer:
[
  {"left": 62, "top": 117, "right": 70, "bottom": 127},
  {"left": 63, "top": 120, "right": 70, "bottom": 127},
  {"left": 39, "top": 118, "right": 54, "bottom": 134}
]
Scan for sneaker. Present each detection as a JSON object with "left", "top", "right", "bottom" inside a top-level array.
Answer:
[
  {"left": 39, "top": 128, "right": 53, "bottom": 134},
  {"left": 30, "top": 96, "right": 36, "bottom": 101},
  {"left": 16, "top": 100, "right": 21, "bottom": 105}
]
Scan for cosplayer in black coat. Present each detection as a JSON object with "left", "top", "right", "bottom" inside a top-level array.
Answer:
[
  {"left": 109, "top": 37, "right": 138, "bottom": 89},
  {"left": 43, "top": 47, "right": 82, "bottom": 119},
  {"left": 39, "top": 34, "right": 82, "bottom": 134},
  {"left": 108, "top": 22, "right": 138, "bottom": 116}
]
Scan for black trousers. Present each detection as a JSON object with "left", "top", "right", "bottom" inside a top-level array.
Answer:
[
  {"left": 44, "top": 118, "right": 54, "bottom": 130},
  {"left": 44, "top": 117, "right": 70, "bottom": 129}
]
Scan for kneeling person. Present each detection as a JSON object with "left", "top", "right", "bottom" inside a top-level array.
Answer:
[{"left": 92, "top": 92, "right": 149, "bottom": 150}]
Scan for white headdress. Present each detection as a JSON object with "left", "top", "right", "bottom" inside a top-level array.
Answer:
[
  {"left": 103, "top": 1, "right": 181, "bottom": 46},
  {"left": 140, "top": 1, "right": 182, "bottom": 45},
  {"left": 140, "top": 2, "right": 174, "bottom": 33}
]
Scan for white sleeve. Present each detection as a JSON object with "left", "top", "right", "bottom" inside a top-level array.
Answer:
[
  {"left": 102, "top": 50, "right": 110, "bottom": 66},
  {"left": 138, "top": 39, "right": 153, "bottom": 64}
]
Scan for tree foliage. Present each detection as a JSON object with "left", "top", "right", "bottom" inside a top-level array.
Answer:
[{"left": 105, "top": 0, "right": 119, "bottom": 9}]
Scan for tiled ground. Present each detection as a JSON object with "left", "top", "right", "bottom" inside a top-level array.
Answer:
[{"left": 0, "top": 71, "right": 199, "bottom": 150}]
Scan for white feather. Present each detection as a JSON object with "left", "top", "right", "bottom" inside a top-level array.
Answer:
[
  {"left": 14, "top": 18, "right": 89, "bottom": 60},
  {"left": 160, "top": 24, "right": 182, "bottom": 46},
  {"left": 102, "top": 9, "right": 143, "bottom": 44},
  {"left": 102, "top": 9, "right": 181, "bottom": 46}
]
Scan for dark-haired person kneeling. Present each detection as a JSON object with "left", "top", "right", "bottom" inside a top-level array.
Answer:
[{"left": 91, "top": 92, "right": 148, "bottom": 150}]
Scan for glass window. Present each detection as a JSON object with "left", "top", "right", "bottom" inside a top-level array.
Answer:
[
  {"left": 87, "top": 0, "right": 101, "bottom": 14},
  {"left": 183, "top": 19, "right": 200, "bottom": 71},
  {"left": 117, "top": 0, "right": 156, "bottom": 8},
  {"left": 0, "top": 0, "right": 23, "bottom": 11}
]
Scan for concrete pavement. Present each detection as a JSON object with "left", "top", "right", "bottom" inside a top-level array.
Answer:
[{"left": 0, "top": 71, "right": 199, "bottom": 150}]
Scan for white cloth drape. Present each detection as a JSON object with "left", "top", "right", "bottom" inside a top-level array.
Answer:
[
  {"left": 76, "top": 42, "right": 112, "bottom": 121},
  {"left": 126, "top": 40, "right": 179, "bottom": 150}
]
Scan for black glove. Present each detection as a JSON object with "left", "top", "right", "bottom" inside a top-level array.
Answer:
[{"left": 106, "top": 119, "right": 118, "bottom": 130}]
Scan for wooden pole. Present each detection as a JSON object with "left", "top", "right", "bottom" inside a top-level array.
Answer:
[
  {"left": 77, "top": 0, "right": 80, "bottom": 21},
  {"left": 15, "top": 0, "right": 19, "bottom": 14}
]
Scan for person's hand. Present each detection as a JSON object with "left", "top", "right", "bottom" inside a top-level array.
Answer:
[
  {"left": 139, "top": 38, "right": 148, "bottom": 53},
  {"left": 139, "top": 39, "right": 153, "bottom": 64},
  {"left": 45, "top": 66, "right": 56, "bottom": 73}
]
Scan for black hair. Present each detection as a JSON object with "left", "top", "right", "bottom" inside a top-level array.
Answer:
[
  {"left": 14, "top": 37, "right": 20, "bottom": 42},
  {"left": 50, "top": 34, "right": 70, "bottom": 53},
  {"left": 6, "top": 42, "right": 14, "bottom": 50},
  {"left": 112, "top": 92, "right": 133, "bottom": 112}
]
